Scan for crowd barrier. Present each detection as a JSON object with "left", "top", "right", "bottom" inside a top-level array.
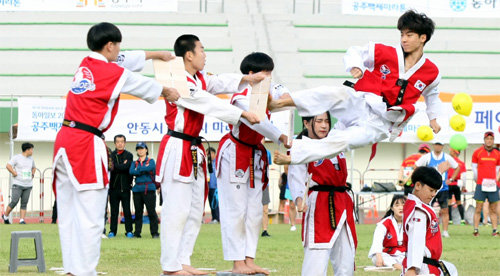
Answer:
[{"left": 0, "top": 166, "right": 488, "bottom": 224}]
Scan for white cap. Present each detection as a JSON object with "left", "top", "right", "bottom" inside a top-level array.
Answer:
[{"left": 433, "top": 137, "right": 446, "bottom": 145}]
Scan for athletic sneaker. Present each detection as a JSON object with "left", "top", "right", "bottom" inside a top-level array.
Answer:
[
  {"left": 473, "top": 229, "right": 479, "bottom": 237},
  {"left": 441, "top": 230, "right": 450, "bottom": 238},
  {"left": 108, "top": 232, "right": 116, "bottom": 238},
  {"left": 19, "top": 220, "right": 26, "bottom": 224},
  {"left": 101, "top": 234, "right": 108, "bottom": 239},
  {"left": 290, "top": 225, "right": 297, "bottom": 231},
  {"left": 126, "top": 232, "right": 134, "bottom": 238},
  {"left": 152, "top": 233, "right": 160, "bottom": 239},
  {"left": 460, "top": 220, "right": 466, "bottom": 225},
  {"left": 3, "top": 215, "right": 10, "bottom": 224},
  {"left": 492, "top": 230, "right": 498, "bottom": 237},
  {"left": 261, "top": 230, "right": 271, "bottom": 237}
]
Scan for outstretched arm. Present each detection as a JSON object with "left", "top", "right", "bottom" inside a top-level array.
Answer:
[
  {"left": 177, "top": 88, "right": 260, "bottom": 126},
  {"left": 145, "top": 51, "right": 175, "bottom": 61}
]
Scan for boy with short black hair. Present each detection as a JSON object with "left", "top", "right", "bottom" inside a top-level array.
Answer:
[
  {"left": 157, "top": 34, "right": 263, "bottom": 275},
  {"left": 215, "top": 52, "right": 289, "bottom": 275},
  {"left": 272, "top": 10, "right": 442, "bottom": 166},
  {"left": 53, "top": 22, "right": 180, "bottom": 276},
  {"left": 403, "top": 166, "right": 457, "bottom": 276}
]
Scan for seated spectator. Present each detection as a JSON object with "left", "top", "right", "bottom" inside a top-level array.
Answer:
[
  {"left": 129, "top": 142, "right": 159, "bottom": 238},
  {"left": 368, "top": 195, "right": 406, "bottom": 270}
]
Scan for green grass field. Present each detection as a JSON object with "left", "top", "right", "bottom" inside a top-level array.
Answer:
[{"left": 1, "top": 222, "right": 499, "bottom": 275}]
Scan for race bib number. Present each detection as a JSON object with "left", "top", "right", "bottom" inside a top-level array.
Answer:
[
  {"left": 21, "top": 169, "right": 32, "bottom": 180},
  {"left": 481, "top": 178, "right": 497, "bottom": 192}
]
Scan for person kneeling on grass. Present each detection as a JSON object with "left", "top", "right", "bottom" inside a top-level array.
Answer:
[
  {"left": 403, "top": 166, "right": 457, "bottom": 276},
  {"left": 368, "top": 195, "right": 406, "bottom": 270}
]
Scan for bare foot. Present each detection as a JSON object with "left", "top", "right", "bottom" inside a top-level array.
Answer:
[
  {"left": 232, "top": 260, "right": 255, "bottom": 274},
  {"left": 162, "top": 270, "right": 191, "bottom": 275},
  {"left": 182, "top": 264, "right": 207, "bottom": 275},
  {"left": 245, "top": 258, "right": 270, "bottom": 275},
  {"left": 274, "top": 150, "right": 291, "bottom": 165}
]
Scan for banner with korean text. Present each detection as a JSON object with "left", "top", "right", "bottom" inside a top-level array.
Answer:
[
  {"left": 16, "top": 98, "right": 293, "bottom": 143},
  {"left": 0, "top": 0, "right": 178, "bottom": 12},
  {"left": 342, "top": 0, "right": 500, "bottom": 18}
]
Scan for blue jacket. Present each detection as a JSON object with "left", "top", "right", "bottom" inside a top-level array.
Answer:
[{"left": 129, "top": 157, "right": 156, "bottom": 193}]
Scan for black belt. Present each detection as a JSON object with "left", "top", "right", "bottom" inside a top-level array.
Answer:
[
  {"left": 423, "top": 257, "right": 451, "bottom": 276},
  {"left": 229, "top": 133, "right": 266, "bottom": 189},
  {"left": 63, "top": 119, "right": 105, "bottom": 139},
  {"left": 167, "top": 129, "right": 212, "bottom": 179},
  {"left": 309, "top": 185, "right": 349, "bottom": 230},
  {"left": 343, "top": 78, "right": 408, "bottom": 107}
]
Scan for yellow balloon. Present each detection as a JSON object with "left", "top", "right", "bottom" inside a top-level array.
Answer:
[
  {"left": 449, "top": 114, "right": 466, "bottom": 132},
  {"left": 417, "top": 125, "right": 434, "bottom": 141},
  {"left": 452, "top": 92, "right": 473, "bottom": 116}
]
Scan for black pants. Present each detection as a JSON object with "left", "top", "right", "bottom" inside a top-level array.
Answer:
[
  {"left": 208, "top": 188, "right": 219, "bottom": 222},
  {"left": 109, "top": 189, "right": 133, "bottom": 234},
  {"left": 133, "top": 191, "right": 159, "bottom": 237},
  {"left": 52, "top": 200, "right": 57, "bottom": 223}
]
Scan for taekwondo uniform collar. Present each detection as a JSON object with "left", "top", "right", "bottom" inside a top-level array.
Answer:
[
  {"left": 407, "top": 193, "right": 428, "bottom": 207},
  {"left": 396, "top": 45, "right": 427, "bottom": 80},
  {"left": 185, "top": 70, "right": 198, "bottom": 81},
  {"left": 89, "top": 52, "right": 110, "bottom": 63}
]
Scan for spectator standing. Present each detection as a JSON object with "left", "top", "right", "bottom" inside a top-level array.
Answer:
[
  {"left": 129, "top": 142, "right": 159, "bottom": 238},
  {"left": 414, "top": 140, "right": 459, "bottom": 238},
  {"left": 3, "top": 142, "right": 36, "bottom": 224},
  {"left": 277, "top": 165, "right": 298, "bottom": 231},
  {"left": 398, "top": 144, "right": 430, "bottom": 195},
  {"left": 207, "top": 147, "right": 219, "bottom": 223},
  {"left": 108, "top": 134, "right": 134, "bottom": 238},
  {"left": 447, "top": 148, "right": 467, "bottom": 225},
  {"left": 261, "top": 149, "right": 272, "bottom": 237},
  {"left": 472, "top": 131, "right": 500, "bottom": 236}
]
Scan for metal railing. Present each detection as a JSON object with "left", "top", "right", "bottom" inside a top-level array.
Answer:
[{"left": 0, "top": 165, "right": 489, "bottom": 224}]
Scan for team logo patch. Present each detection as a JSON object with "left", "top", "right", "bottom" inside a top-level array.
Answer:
[
  {"left": 430, "top": 218, "right": 439, "bottom": 234},
  {"left": 380, "top": 64, "right": 391, "bottom": 80},
  {"left": 189, "top": 87, "right": 197, "bottom": 97},
  {"left": 386, "top": 233, "right": 393, "bottom": 240},
  {"left": 235, "top": 169, "right": 245, "bottom": 178},
  {"left": 70, "top": 67, "right": 96, "bottom": 94},
  {"left": 314, "top": 159, "right": 324, "bottom": 167},
  {"left": 414, "top": 80, "right": 427, "bottom": 91}
]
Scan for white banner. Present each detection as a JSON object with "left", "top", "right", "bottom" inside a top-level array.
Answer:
[
  {"left": 15, "top": 97, "right": 500, "bottom": 144},
  {"left": 0, "top": 0, "right": 177, "bottom": 12},
  {"left": 342, "top": 0, "right": 500, "bottom": 18},
  {"left": 16, "top": 98, "right": 293, "bottom": 143}
]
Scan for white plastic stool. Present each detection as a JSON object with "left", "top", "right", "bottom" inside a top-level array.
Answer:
[{"left": 9, "top": 230, "right": 46, "bottom": 273}]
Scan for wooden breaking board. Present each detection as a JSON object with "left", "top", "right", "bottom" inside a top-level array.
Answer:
[
  {"left": 153, "top": 57, "right": 190, "bottom": 98},
  {"left": 249, "top": 76, "right": 272, "bottom": 120}
]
